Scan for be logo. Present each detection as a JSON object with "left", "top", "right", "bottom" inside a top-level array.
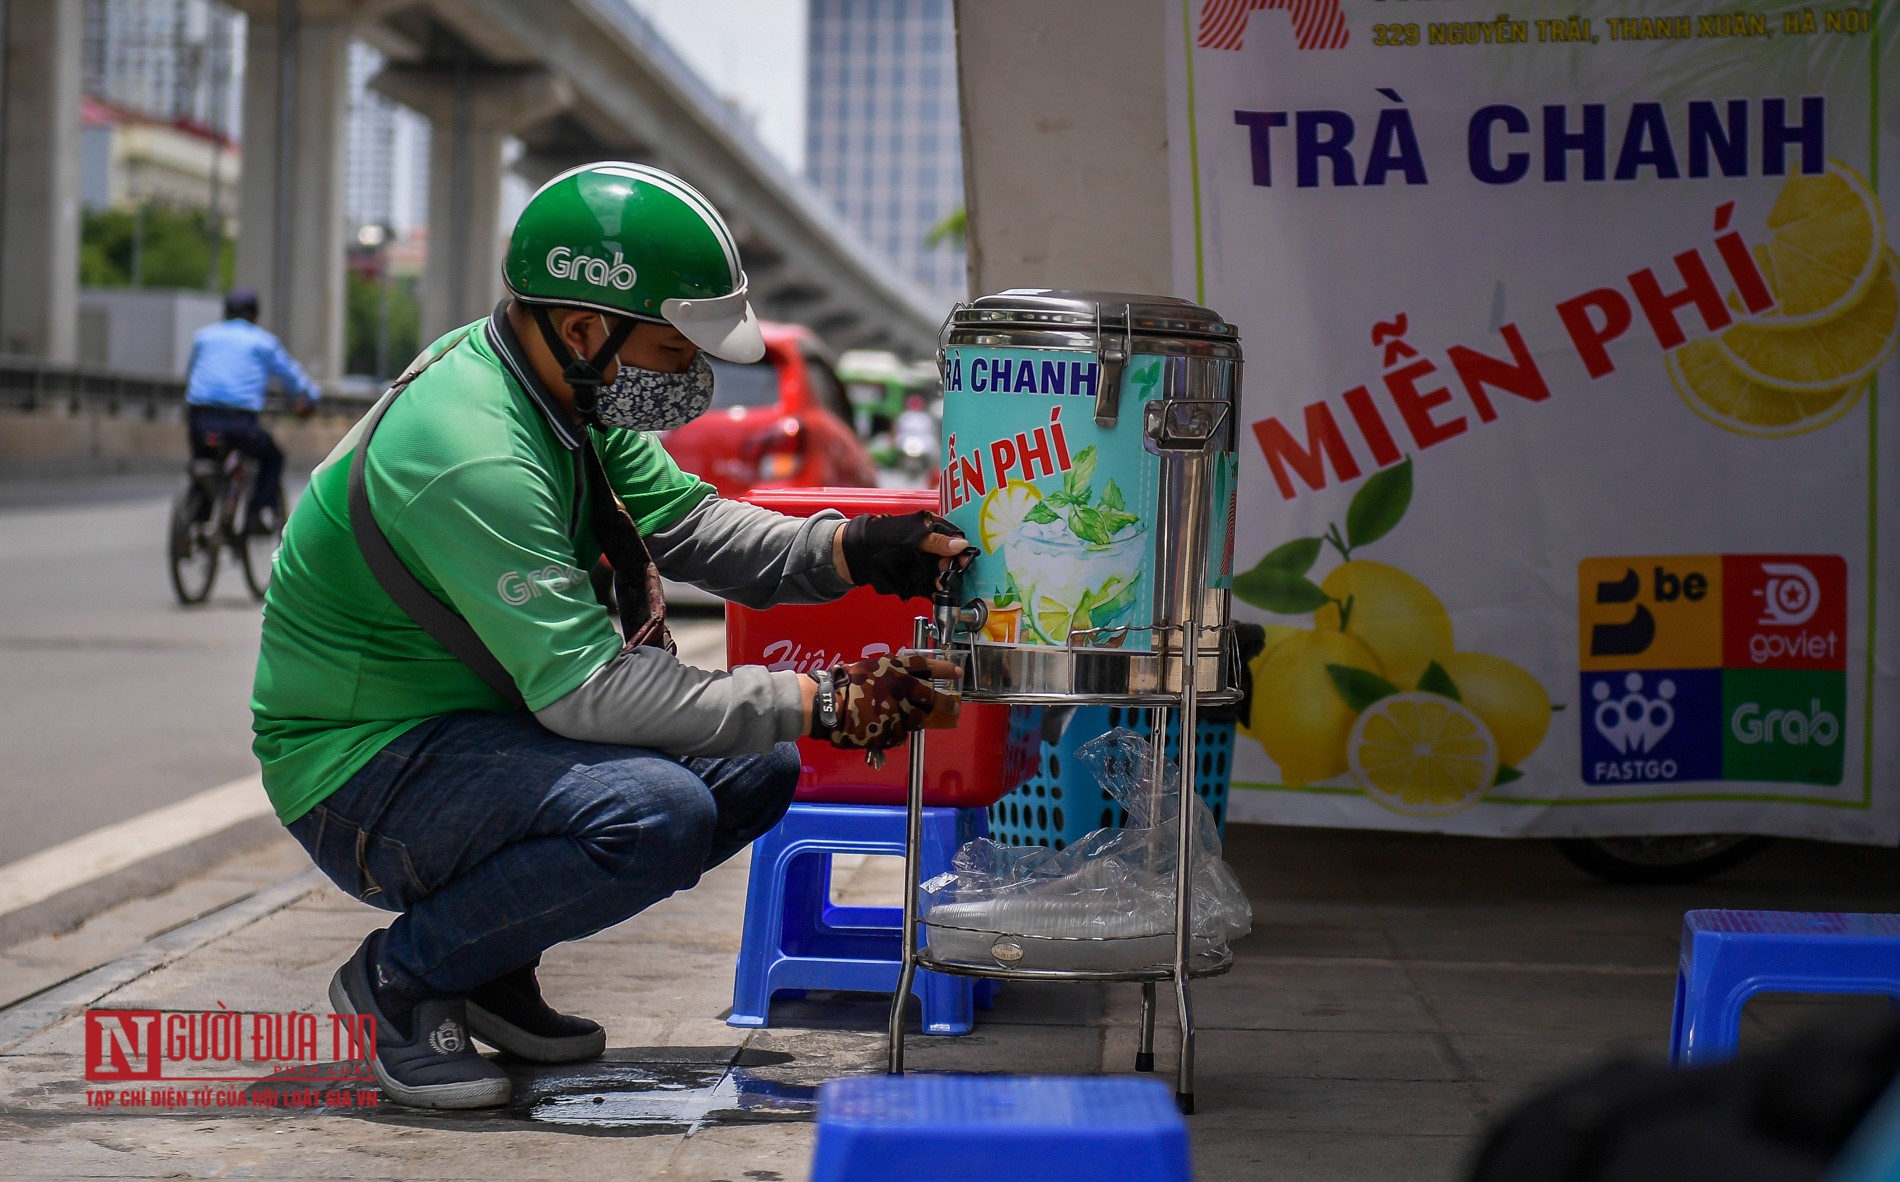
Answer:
[
  {"left": 1578, "top": 556, "right": 1723, "bottom": 671},
  {"left": 85, "top": 1010, "right": 161, "bottom": 1080}
]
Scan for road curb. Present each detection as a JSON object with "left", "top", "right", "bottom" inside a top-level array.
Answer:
[
  {"left": 0, "top": 870, "right": 325, "bottom": 1053},
  {"left": 0, "top": 778, "right": 282, "bottom": 951}
]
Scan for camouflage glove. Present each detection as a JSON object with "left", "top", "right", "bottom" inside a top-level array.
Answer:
[
  {"left": 840, "top": 511, "right": 973, "bottom": 601},
  {"left": 808, "top": 655, "right": 947, "bottom": 751}
]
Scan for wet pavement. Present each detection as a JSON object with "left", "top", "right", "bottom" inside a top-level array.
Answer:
[{"left": 2, "top": 818, "right": 1897, "bottom": 1179}]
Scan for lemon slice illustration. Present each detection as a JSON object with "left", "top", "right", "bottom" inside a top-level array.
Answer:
[
  {"left": 1347, "top": 692, "right": 1498, "bottom": 817},
  {"left": 978, "top": 481, "right": 1042, "bottom": 553},
  {"left": 1748, "top": 160, "right": 1886, "bottom": 327},
  {"left": 1668, "top": 337, "right": 1866, "bottom": 438},
  {"left": 1029, "top": 593, "right": 1097, "bottom": 645},
  {"left": 1088, "top": 573, "right": 1140, "bottom": 624},
  {"left": 1717, "top": 250, "right": 1900, "bottom": 393}
]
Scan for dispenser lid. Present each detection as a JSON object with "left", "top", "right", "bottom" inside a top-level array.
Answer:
[{"left": 947, "top": 290, "right": 1238, "bottom": 342}]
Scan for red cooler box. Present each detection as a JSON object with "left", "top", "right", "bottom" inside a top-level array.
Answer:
[{"left": 725, "top": 488, "right": 1038, "bottom": 808}]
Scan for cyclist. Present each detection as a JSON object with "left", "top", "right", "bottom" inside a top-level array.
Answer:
[
  {"left": 252, "top": 162, "right": 968, "bottom": 1110},
  {"left": 184, "top": 287, "right": 319, "bottom": 533}
]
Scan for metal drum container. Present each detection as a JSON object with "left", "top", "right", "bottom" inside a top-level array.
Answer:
[{"left": 937, "top": 290, "right": 1243, "bottom": 705}]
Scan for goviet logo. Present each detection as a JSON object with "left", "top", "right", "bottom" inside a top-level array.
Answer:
[
  {"left": 1756, "top": 561, "right": 1821, "bottom": 626},
  {"left": 545, "top": 246, "right": 637, "bottom": 292},
  {"left": 1198, "top": 0, "right": 1349, "bottom": 51}
]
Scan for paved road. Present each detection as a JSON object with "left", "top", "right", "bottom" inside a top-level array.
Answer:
[{"left": 0, "top": 476, "right": 725, "bottom": 866}]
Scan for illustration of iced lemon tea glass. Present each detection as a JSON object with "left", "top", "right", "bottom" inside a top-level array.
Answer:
[{"left": 1007, "top": 517, "right": 1147, "bottom": 644}]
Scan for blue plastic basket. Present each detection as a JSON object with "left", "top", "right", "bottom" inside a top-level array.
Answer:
[{"left": 986, "top": 705, "right": 1234, "bottom": 850}]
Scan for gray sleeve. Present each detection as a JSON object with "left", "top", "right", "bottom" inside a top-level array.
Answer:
[
  {"left": 535, "top": 645, "right": 807, "bottom": 755},
  {"left": 643, "top": 495, "right": 855, "bottom": 609}
]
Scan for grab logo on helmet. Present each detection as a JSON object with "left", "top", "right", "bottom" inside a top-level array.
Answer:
[{"left": 545, "top": 246, "right": 638, "bottom": 291}]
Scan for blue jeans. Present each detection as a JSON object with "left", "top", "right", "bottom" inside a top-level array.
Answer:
[
  {"left": 286, "top": 711, "right": 800, "bottom": 996},
  {"left": 187, "top": 407, "right": 284, "bottom": 518}
]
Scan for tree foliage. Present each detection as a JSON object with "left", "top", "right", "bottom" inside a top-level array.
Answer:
[
  {"left": 344, "top": 271, "right": 421, "bottom": 379},
  {"left": 80, "top": 203, "right": 234, "bottom": 290}
]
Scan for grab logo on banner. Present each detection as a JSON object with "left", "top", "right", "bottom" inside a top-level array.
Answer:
[
  {"left": 1197, "top": 0, "right": 1349, "bottom": 52},
  {"left": 1577, "top": 555, "right": 1847, "bottom": 788}
]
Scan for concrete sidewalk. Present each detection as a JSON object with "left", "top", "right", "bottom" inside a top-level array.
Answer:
[{"left": 3, "top": 822, "right": 1897, "bottom": 1180}]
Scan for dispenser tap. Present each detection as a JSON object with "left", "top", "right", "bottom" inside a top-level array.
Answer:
[{"left": 932, "top": 561, "right": 985, "bottom": 644}]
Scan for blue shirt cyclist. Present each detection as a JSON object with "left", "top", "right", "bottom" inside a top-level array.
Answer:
[{"left": 184, "top": 288, "right": 318, "bottom": 532}]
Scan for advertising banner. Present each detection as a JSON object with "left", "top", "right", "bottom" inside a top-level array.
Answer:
[{"left": 1166, "top": 0, "right": 1899, "bottom": 840}]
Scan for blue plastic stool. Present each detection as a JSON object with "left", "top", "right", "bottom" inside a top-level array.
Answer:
[
  {"left": 1670, "top": 909, "right": 1900, "bottom": 1065},
  {"left": 729, "top": 803, "right": 991, "bottom": 1036},
  {"left": 811, "top": 1075, "right": 1191, "bottom": 1182}
]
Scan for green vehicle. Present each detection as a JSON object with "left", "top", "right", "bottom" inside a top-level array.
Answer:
[{"left": 837, "top": 349, "right": 941, "bottom": 484}]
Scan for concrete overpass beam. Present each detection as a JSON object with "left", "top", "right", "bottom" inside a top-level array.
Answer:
[
  {"left": 374, "top": 64, "right": 571, "bottom": 339},
  {"left": 232, "top": 1, "right": 359, "bottom": 383},
  {"left": 0, "top": 0, "right": 81, "bottom": 363}
]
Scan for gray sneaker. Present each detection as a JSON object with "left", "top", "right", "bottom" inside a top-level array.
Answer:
[
  {"left": 466, "top": 961, "right": 606, "bottom": 1063},
  {"left": 328, "top": 932, "right": 512, "bottom": 1110}
]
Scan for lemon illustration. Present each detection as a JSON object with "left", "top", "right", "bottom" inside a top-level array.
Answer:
[
  {"left": 1750, "top": 160, "right": 1885, "bottom": 326},
  {"left": 1316, "top": 561, "right": 1454, "bottom": 690},
  {"left": 1089, "top": 573, "right": 1140, "bottom": 625},
  {"left": 1667, "top": 337, "right": 1865, "bottom": 438},
  {"left": 1030, "top": 594, "right": 1083, "bottom": 644},
  {"left": 1718, "top": 251, "right": 1900, "bottom": 393},
  {"left": 1261, "top": 623, "right": 1302, "bottom": 659},
  {"left": 1253, "top": 629, "right": 1384, "bottom": 786},
  {"left": 978, "top": 481, "right": 1042, "bottom": 553},
  {"left": 1435, "top": 651, "right": 1550, "bottom": 768},
  {"left": 1347, "top": 692, "right": 1498, "bottom": 817},
  {"left": 1237, "top": 624, "right": 1307, "bottom": 743}
]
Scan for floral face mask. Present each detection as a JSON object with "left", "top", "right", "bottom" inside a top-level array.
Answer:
[{"left": 593, "top": 349, "right": 716, "bottom": 431}]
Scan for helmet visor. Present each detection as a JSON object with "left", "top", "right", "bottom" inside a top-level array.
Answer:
[{"left": 662, "top": 274, "right": 765, "bottom": 363}]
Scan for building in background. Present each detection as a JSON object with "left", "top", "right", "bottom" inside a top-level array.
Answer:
[
  {"left": 804, "top": 0, "right": 965, "bottom": 305},
  {"left": 80, "top": 0, "right": 242, "bottom": 214},
  {"left": 82, "top": 0, "right": 243, "bottom": 134},
  {"left": 345, "top": 42, "right": 430, "bottom": 240}
]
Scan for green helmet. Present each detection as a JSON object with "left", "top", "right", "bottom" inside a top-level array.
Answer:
[{"left": 504, "top": 162, "right": 763, "bottom": 363}]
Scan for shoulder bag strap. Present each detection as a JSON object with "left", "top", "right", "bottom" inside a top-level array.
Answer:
[
  {"left": 345, "top": 331, "right": 530, "bottom": 711},
  {"left": 579, "top": 438, "right": 675, "bottom": 656}
]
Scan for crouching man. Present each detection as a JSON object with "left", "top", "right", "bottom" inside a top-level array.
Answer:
[{"left": 252, "top": 162, "right": 965, "bottom": 1108}]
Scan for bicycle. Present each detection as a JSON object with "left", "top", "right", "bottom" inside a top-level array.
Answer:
[{"left": 167, "top": 437, "right": 278, "bottom": 604}]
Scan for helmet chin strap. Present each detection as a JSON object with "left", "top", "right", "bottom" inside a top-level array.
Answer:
[{"left": 530, "top": 306, "right": 636, "bottom": 425}]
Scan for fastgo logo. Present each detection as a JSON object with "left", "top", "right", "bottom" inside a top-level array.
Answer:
[
  {"left": 498, "top": 564, "right": 587, "bottom": 606},
  {"left": 1199, "top": 0, "right": 1348, "bottom": 51},
  {"left": 546, "top": 246, "right": 637, "bottom": 291}
]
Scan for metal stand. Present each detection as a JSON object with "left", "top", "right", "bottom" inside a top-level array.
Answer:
[
  {"left": 885, "top": 419, "right": 1225, "bottom": 1115},
  {"left": 886, "top": 614, "right": 935, "bottom": 1076}
]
